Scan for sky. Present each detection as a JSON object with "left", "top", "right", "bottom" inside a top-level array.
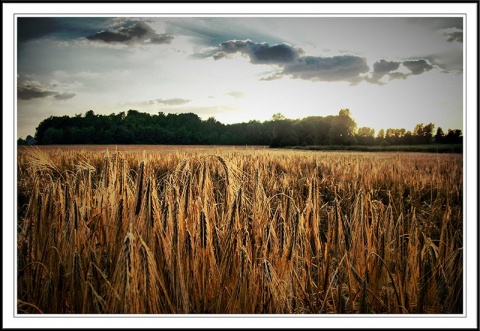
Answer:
[{"left": 15, "top": 15, "right": 465, "bottom": 139}]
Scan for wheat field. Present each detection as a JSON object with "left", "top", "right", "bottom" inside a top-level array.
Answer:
[{"left": 16, "top": 145, "right": 463, "bottom": 314}]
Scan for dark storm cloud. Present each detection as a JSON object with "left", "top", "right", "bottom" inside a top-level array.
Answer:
[
  {"left": 212, "top": 35, "right": 445, "bottom": 84},
  {"left": 86, "top": 21, "right": 173, "bottom": 45},
  {"left": 282, "top": 55, "right": 370, "bottom": 83},
  {"left": 366, "top": 60, "right": 401, "bottom": 84},
  {"left": 214, "top": 40, "right": 303, "bottom": 64},
  {"left": 213, "top": 39, "right": 369, "bottom": 83},
  {"left": 17, "top": 85, "right": 56, "bottom": 100},
  {"left": 213, "top": 40, "right": 251, "bottom": 59},
  {"left": 403, "top": 59, "right": 433, "bottom": 75},
  {"left": 18, "top": 83, "right": 76, "bottom": 101},
  {"left": 445, "top": 31, "right": 463, "bottom": 43},
  {"left": 252, "top": 43, "right": 303, "bottom": 64},
  {"left": 373, "top": 60, "right": 401, "bottom": 76},
  {"left": 366, "top": 58, "right": 436, "bottom": 84},
  {"left": 155, "top": 98, "right": 191, "bottom": 106}
]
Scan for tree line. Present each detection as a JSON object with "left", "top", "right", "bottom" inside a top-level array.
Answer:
[{"left": 20, "top": 108, "right": 462, "bottom": 147}]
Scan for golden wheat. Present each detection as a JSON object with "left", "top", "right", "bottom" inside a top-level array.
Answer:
[{"left": 17, "top": 146, "right": 463, "bottom": 314}]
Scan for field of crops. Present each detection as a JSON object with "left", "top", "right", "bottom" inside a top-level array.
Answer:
[{"left": 16, "top": 145, "right": 463, "bottom": 314}]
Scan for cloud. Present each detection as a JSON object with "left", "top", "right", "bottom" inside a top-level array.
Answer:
[
  {"left": 366, "top": 58, "right": 437, "bottom": 84},
  {"left": 260, "top": 72, "right": 284, "bottom": 81},
  {"left": 17, "top": 81, "right": 77, "bottom": 101},
  {"left": 212, "top": 39, "right": 368, "bottom": 83},
  {"left": 17, "top": 85, "right": 56, "bottom": 100},
  {"left": 424, "top": 52, "right": 462, "bottom": 73},
  {"left": 213, "top": 39, "right": 303, "bottom": 64},
  {"left": 17, "top": 17, "right": 113, "bottom": 43},
  {"left": 388, "top": 72, "right": 409, "bottom": 80},
  {"left": 212, "top": 39, "right": 442, "bottom": 85},
  {"left": 155, "top": 98, "right": 191, "bottom": 106},
  {"left": 402, "top": 59, "right": 433, "bottom": 75},
  {"left": 445, "top": 31, "right": 463, "bottom": 43},
  {"left": 53, "top": 92, "right": 77, "bottom": 101},
  {"left": 17, "top": 17, "right": 173, "bottom": 46},
  {"left": 86, "top": 21, "right": 173, "bottom": 45},
  {"left": 373, "top": 60, "right": 401, "bottom": 77},
  {"left": 366, "top": 60, "right": 401, "bottom": 84},
  {"left": 282, "top": 55, "right": 370, "bottom": 83}
]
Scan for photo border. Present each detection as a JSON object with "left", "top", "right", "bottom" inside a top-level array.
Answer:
[{"left": 3, "top": 2, "right": 478, "bottom": 329}]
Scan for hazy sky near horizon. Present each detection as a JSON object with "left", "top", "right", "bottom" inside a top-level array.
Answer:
[{"left": 16, "top": 16, "right": 464, "bottom": 138}]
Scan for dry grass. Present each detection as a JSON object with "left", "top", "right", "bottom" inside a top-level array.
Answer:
[{"left": 17, "top": 145, "right": 463, "bottom": 314}]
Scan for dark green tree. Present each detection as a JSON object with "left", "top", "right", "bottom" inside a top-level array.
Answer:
[
  {"left": 328, "top": 109, "right": 357, "bottom": 145},
  {"left": 435, "top": 127, "right": 445, "bottom": 143}
]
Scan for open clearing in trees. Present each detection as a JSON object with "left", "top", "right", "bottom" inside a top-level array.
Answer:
[{"left": 17, "top": 145, "right": 463, "bottom": 314}]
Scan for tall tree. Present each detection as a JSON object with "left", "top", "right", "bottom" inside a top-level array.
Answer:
[
  {"left": 328, "top": 109, "right": 357, "bottom": 145},
  {"left": 435, "top": 127, "right": 445, "bottom": 143}
]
